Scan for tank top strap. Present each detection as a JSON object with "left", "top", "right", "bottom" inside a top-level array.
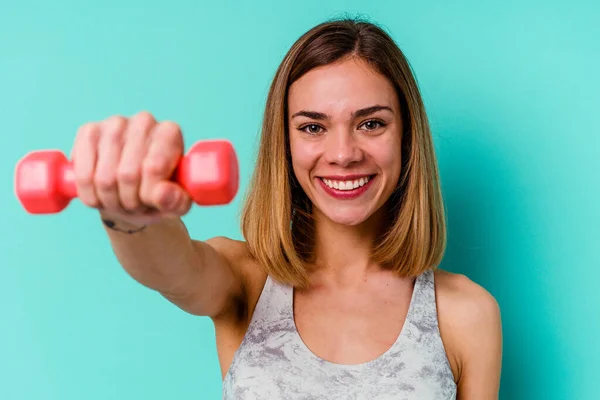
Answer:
[
  {"left": 401, "top": 268, "right": 446, "bottom": 348},
  {"left": 409, "top": 268, "right": 438, "bottom": 324},
  {"left": 246, "top": 275, "right": 295, "bottom": 335}
]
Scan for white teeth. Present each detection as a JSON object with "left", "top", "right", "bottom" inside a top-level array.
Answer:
[{"left": 322, "top": 176, "right": 371, "bottom": 191}]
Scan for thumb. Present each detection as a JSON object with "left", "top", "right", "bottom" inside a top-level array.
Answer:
[{"left": 151, "top": 181, "right": 192, "bottom": 215}]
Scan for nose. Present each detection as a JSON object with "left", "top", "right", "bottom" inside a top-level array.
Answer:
[{"left": 323, "top": 129, "right": 364, "bottom": 167}]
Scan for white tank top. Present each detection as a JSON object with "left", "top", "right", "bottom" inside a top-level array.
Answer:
[{"left": 222, "top": 269, "right": 457, "bottom": 399}]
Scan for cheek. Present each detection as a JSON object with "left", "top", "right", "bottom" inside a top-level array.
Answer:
[
  {"left": 370, "top": 138, "right": 402, "bottom": 180},
  {"left": 290, "top": 137, "right": 321, "bottom": 179}
]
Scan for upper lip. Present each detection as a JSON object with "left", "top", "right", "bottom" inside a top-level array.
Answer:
[{"left": 317, "top": 174, "right": 375, "bottom": 180}]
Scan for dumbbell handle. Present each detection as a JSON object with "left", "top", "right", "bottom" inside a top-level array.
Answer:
[
  {"left": 15, "top": 140, "right": 239, "bottom": 214},
  {"left": 53, "top": 162, "right": 77, "bottom": 200}
]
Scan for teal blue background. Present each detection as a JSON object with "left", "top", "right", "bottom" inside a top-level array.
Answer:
[{"left": 1, "top": 1, "right": 598, "bottom": 399}]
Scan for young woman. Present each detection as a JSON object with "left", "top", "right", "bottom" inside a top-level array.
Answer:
[{"left": 71, "top": 18, "right": 502, "bottom": 399}]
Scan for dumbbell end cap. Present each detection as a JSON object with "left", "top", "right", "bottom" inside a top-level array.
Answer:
[
  {"left": 177, "top": 140, "right": 240, "bottom": 206},
  {"left": 14, "top": 150, "right": 73, "bottom": 214}
]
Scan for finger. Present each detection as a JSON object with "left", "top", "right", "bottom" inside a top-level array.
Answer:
[
  {"left": 139, "top": 121, "right": 188, "bottom": 212},
  {"left": 150, "top": 180, "right": 193, "bottom": 216},
  {"left": 95, "top": 116, "right": 127, "bottom": 211},
  {"left": 72, "top": 123, "right": 101, "bottom": 208},
  {"left": 117, "top": 111, "right": 156, "bottom": 212}
]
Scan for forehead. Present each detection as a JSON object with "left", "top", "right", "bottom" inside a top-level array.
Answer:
[{"left": 287, "top": 57, "right": 398, "bottom": 114}]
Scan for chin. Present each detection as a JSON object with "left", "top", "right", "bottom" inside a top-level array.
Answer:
[{"left": 320, "top": 206, "right": 373, "bottom": 227}]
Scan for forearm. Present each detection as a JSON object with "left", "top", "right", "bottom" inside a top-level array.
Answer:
[{"left": 100, "top": 212, "right": 201, "bottom": 295}]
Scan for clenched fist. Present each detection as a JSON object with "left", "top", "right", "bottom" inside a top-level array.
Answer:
[{"left": 71, "top": 111, "right": 192, "bottom": 226}]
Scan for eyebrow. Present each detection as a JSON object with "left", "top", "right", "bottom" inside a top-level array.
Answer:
[{"left": 291, "top": 105, "right": 393, "bottom": 120}]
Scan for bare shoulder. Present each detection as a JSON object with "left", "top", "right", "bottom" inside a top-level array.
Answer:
[
  {"left": 434, "top": 269, "right": 501, "bottom": 325},
  {"left": 204, "top": 236, "right": 254, "bottom": 267},
  {"left": 434, "top": 269, "right": 502, "bottom": 398},
  {"left": 203, "top": 236, "right": 267, "bottom": 285}
]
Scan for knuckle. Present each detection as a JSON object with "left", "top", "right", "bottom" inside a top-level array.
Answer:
[
  {"left": 94, "top": 172, "right": 117, "bottom": 190},
  {"left": 77, "top": 122, "right": 93, "bottom": 134},
  {"left": 160, "top": 120, "right": 180, "bottom": 131},
  {"left": 104, "top": 124, "right": 124, "bottom": 144},
  {"left": 78, "top": 123, "right": 99, "bottom": 142},
  {"left": 106, "top": 115, "right": 127, "bottom": 128},
  {"left": 157, "top": 123, "right": 184, "bottom": 154},
  {"left": 132, "top": 111, "right": 156, "bottom": 127},
  {"left": 158, "top": 120, "right": 182, "bottom": 140},
  {"left": 103, "top": 115, "right": 127, "bottom": 138},
  {"left": 75, "top": 173, "right": 94, "bottom": 187},
  {"left": 142, "top": 155, "right": 169, "bottom": 175},
  {"left": 117, "top": 166, "right": 141, "bottom": 184}
]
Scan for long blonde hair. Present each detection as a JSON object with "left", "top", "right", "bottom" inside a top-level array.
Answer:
[{"left": 241, "top": 18, "right": 446, "bottom": 288}]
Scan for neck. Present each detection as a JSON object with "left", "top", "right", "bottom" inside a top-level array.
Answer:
[{"left": 308, "top": 208, "right": 386, "bottom": 288}]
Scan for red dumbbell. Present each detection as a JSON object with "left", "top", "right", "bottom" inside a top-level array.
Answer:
[{"left": 14, "top": 139, "right": 239, "bottom": 214}]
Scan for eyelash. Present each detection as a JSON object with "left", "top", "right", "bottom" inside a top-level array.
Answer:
[{"left": 298, "top": 119, "right": 387, "bottom": 135}]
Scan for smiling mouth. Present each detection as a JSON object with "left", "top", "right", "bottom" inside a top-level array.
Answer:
[{"left": 316, "top": 173, "right": 377, "bottom": 191}]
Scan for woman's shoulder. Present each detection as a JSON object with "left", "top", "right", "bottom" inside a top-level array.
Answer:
[
  {"left": 204, "top": 236, "right": 255, "bottom": 264},
  {"left": 433, "top": 268, "right": 502, "bottom": 392},
  {"left": 434, "top": 268, "right": 501, "bottom": 341},
  {"left": 433, "top": 269, "right": 500, "bottom": 314},
  {"left": 204, "top": 235, "right": 268, "bottom": 283}
]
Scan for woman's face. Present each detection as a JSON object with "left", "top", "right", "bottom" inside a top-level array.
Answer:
[{"left": 287, "top": 57, "right": 403, "bottom": 227}]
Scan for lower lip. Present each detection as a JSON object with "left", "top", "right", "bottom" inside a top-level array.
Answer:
[{"left": 317, "top": 176, "right": 375, "bottom": 200}]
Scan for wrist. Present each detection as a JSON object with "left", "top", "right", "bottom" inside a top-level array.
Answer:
[{"left": 99, "top": 211, "right": 148, "bottom": 234}]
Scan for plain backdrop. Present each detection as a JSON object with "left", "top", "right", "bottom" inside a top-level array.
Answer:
[{"left": 1, "top": 1, "right": 598, "bottom": 399}]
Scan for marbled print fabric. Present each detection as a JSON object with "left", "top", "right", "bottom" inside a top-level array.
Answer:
[{"left": 222, "top": 269, "right": 457, "bottom": 399}]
